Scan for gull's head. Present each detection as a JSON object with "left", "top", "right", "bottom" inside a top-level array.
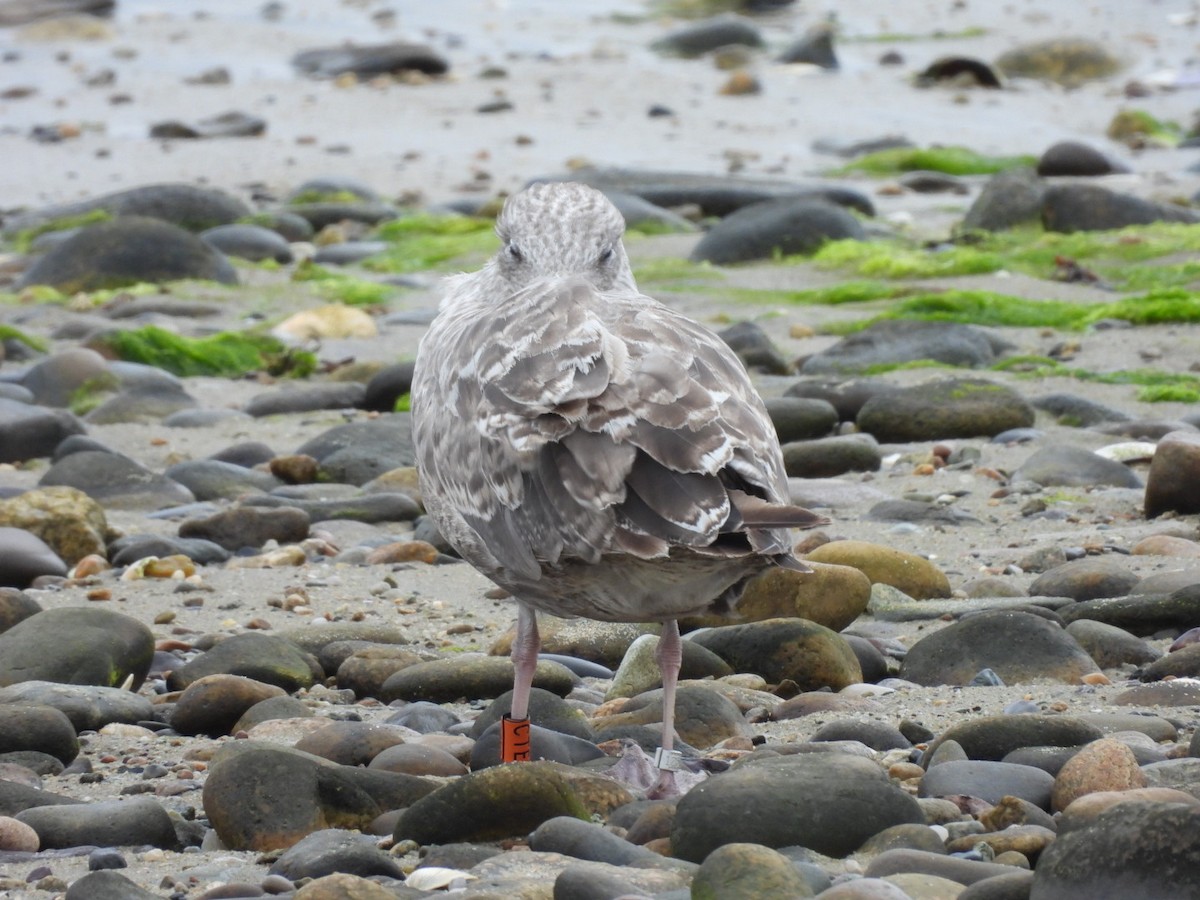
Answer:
[{"left": 490, "top": 182, "right": 635, "bottom": 293}]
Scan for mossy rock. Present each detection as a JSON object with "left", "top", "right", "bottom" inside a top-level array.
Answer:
[
  {"left": 0, "top": 486, "right": 109, "bottom": 565},
  {"left": 0, "top": 607, "right": 155, "bottom": 690},
  {"left": 856, "top": 377, "right": 1034, "bottom": 441},
  {"left": 17, "top": 217, "right": 238, "bottom": 293},
  {"left": 995, "top": 38, "right": 1121, "bottom": 88}
]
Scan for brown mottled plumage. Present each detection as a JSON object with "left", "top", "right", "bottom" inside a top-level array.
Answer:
[{"left": 411, "top": 182, "right": 826, "bottom": 792}]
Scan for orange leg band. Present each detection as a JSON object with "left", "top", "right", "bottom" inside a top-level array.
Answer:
[{"left": 500, "top": 714, "right": 531, "bottom": 762}]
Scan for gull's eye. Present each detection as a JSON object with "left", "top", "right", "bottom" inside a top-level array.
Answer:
[
  {"left": 506, "top": 243, "right": 523, "bottom": 263},
  {"left": 597, "top": 246, "right": 614, "bottom": 265}
]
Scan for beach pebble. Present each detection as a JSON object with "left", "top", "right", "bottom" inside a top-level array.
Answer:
[
  {"left": 1060, "top": 583, "right": 1200, "bottom": 635},
  {"left": 0, "top": 704, "right": 77, "bottom": 764},
  {"left": 805, "top": 540, "right": 951, "bottom": 600},
  {"left": 149, "top": 110, "right": 266, "bottom": 140},
  {"left": 84, "top": 384, "right": 198, "bottom": 425},
  {"left": 203, "top": 742, "right": 436, "bottom": 850},
  {"left": 231, "top": 694, "right": 313, "bottom": 734},
  {"left": 961, "top": 167, "right": 1046, "bottom": 232},
  {"left": 672, "top": 752, "right": 923, "bottom": 861},
  {"left": 380, "top": 654, "right": 578, "bottom": 704},
  {"left": 529, "top": 815, "right": 658, "bottom": 866},
  {"left": 176, "top": 504, "right": 311, "bottom": 551},
  {"left": 804, "top": 322, "right": 1013, "bottom": 375},
  {"left": 268, "top": 828, "right": 404, "bottom": 882},
  {"left": 394, "top": 760, "right": 631, "bottom": 844},
  {"left": 17, "top": 795, "right": 178, "bottom": 849},
  {"left": 291, "top": 42, "right": 449, "bottom": 78},
  {"left": 691, "top": 841, "right": 816, "bottom": 898},
  {"left": 0, "top": 682, "right": 153, "bottom": 732},
  {"left": 926, "top": 714, "right": 1102, "bottom": 767},
  {"left": 1051, "top": 738, "right": 1147, "bottom": 811},
  {"left": 901, "top": 610, "right": 1100, "bottom": 685},
  {"left": 1037, "top": 140, "right": 1128, "bottom": 177},
  {"left": 0, "top": 527, "right": 66, "bottom": 586},
  {"left": 0, "top": 398, "right": 85, "bottom": 463},
  {"left": 864, "top": 848, "right": 1019, "bottom": 887},
  {"left": 1064, "top": 620, "right": 1161, "bottom": 667},
  {"left": 17, "top": 217, "right": 238, "bottom": 293},
  {"left": 22, "top": 351, "right": 112, "bottom": 406},
  {"left": 718, "top": 320, "right": 792, "bottom": 374},
  {"left": 778, "top": 20, "right": 838, "bottom": 68},
  {"left": 1032, "top": 392, "right": 1130, "bottom": 426},
  {"left": 63, "top": 870, "right": 164, "bottom": 900},
  {"left": 0, "top": 606, "right": 154, "bottom": 690},
  {"left": 690, "top": 617, "right": 862, "bottom": 690},
  {"left": 293, "top": 721, "right": 412, "bottom": 766},
  {"left": 0, "top": 587, "right": 41, "bottom": 633},
  {"left": 294, "top": 417, "right": 415, "bottom": 485},
  {"left": 361, "top": 361, "right": 416, "bottom": 412},
  {"left": 1032, "top": 800, "right": 1200, "bottom": 898},
  {"left": 651, "top": 15, "right": 764, "bottom": 58},
  {"left": 923, "top": 759, "right": 1056, "bottom": 809},
  {"left": 812, "top": 719, "right": 911, "bottom": 751},
  {"left": 336, "top": 645, "right": 423, "bottom": 698},
  {"left": 40, "top": 449, "right": 195, "bottom": 509},
  {"left": 1028, "top": 556, "right": 1139, "bottom": 601},
  {"left": 690, "top": 199, "right": 864, "bottom": 264},
  {"left": 1138, "top": 642, "right": 1200, "bottom": 680},
  {"left": 170, "top": 674, "right": 287, "bottom": 737},
  {"left": 109, "top": 534, "right": 230, "bottom": 565},
  {"left": 0, "top": 814, "right": 39, "bottom": 851},
  {"left": 994, "top": 37, "right": 1120, "bottom": 86},
  {"left": 167, "top": 632, "right": 321, "bottom": 691},
  {"left": 368, "top": 742, "right": 468, "bottom": 777},
  {"left": 243, "top": 382, "right": 367, "bottom": 417},
  {"left": 782, "top": 433, "right": 883, "bottom": 478},
  {"left": 87, "top": 848, "right": 127, "bottom": 871},
  {"left": 856, "top": 377, "right": 1033, "bottom": 441},
  {"left": 7, "top": 183, "right": 250, "bottom": 235},
  {"left": 1042, "top": 183, "right": 1200, "bottom": 233},
  {"left": 684, "top": 560, "right": 870, "bottom": 632},
  {"left": 164, "top": 459, "right": 281, "bottom": 500},
  {"left": 469, "top": 686, "right": 593, "bottom": 742},
  {"left": 201, "top": 223, "right": 294, "bottom": 263},
  {"left": 763, "top": 396, "right": 838, "bottom": 442},
  {"left": 592, "top": 683, "right": 751, "bottom": 750},
  {"left": 1145, "top": 429, "right": 1200, "bottom": 517}
]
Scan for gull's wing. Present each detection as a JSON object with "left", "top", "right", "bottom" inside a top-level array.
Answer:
[{"left": 412, "top": 277, "right": 823, "bottom": 583}]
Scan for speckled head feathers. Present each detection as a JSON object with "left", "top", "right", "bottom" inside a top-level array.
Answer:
[{"left": 494, "top": 182, "right": 629, "bottom": 284}]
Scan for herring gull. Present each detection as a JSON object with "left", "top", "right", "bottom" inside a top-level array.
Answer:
[{"left": 411, "top": 182, "right": 827, "bottom": 793}]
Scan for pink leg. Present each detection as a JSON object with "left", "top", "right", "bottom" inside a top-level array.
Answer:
[
  {"left": 655, "top": 619, "right": 682, "bottom": 755},
  {"left": 509, "top": 603, "right": 540, "bottom": 721}
]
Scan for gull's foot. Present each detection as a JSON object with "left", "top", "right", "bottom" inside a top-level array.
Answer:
[{"left": 606, "top": 740, "right": 710, "bottom": 798}]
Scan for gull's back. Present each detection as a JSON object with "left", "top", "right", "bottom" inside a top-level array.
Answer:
[{"left": 412, "top": 182, "right": 824, "bottom": 623}]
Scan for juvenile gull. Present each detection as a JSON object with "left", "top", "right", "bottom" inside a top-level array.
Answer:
[{"left": 411, "top": 182, "right": 827, "bottom": 793}]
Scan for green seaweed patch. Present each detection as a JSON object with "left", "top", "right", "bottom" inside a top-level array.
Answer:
[
  {"left": 288, "top": 189, "right": 370, "bottom": 205},
  {"left": 292, "top": 261, "right": 397, "bottom": 306},
  {"left": 364, "top": 214, "right": 498, "bottom": 274},
  {"left": 724, "top": 280, "right": 917, "bottom": 306},
  {"left": 0, "top": 324, "right": 48, "bottom": 352},
  {"left": 68, "top": 373, "right": 120, "bottom": 416},
  {"left": 817, "top": 226, "right": 1200, "bottom": 286},
  {"left": 92, "top": 325, "right": 316, "bottom": 378},
  {"left": 991, "top": 356, "right": 1200, "bottom": 403},
  {"left": 813, "top": 239, "right": 1005, "bottom": 278},
  {"left": 859, "top": 359, "right": 957, "bottom": 375},
  {"left": 1107, "top": 108, "right": 1183, "bottom": 148},
  {"left": 11, "top": 209, "right": 112, "bottom": 253},
  {"left": 833, "top": 146, "right": 1037, "bottom": 177},
  {"left": 633, "top": 256, "right": 723, "bottom": 289},
  {"left": 394, "top": 392, "right": 411, "bottom": 412}
]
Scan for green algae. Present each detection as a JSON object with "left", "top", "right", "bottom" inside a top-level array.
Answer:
[
  {"left": 727, "top": 280, "right": 915, "bottom": 306},
  {"left": 10, "top": 209, "right": 112, "bottom": 253},
  {"left": 813, "top": 224, "right": 1200, "bottom": 286},
  {"left": 0, "top": 324, "right": 48, "bottom": 352},
  {"left": 364, "top": 214, "right": 498, "bottom": 274},
  {"left": 990, "top": 355, "right": 1200, "bottom": 403},
  {"left": 68, "top": 373, "right": 120, "bottom": 416},
  {"left": 393, "top": 392, "right": 411, "bottom": 412},
  {"left": 844, "top": 26, "right": 988, "bottom": 42},
  {"left": 292, "top": 261, "right": 398, "bottom": 306},
  {"left": 93, "top": 326, "right": 316, "bottom": 378},
  {"left": 812, "top": 240, "right": 1003, "bottom": 278},
  {"left": 633, "top": 256, "right": 723, "bottom": 289},
  {"left": 833, "top": 146, "right": 1037, "bottom": 177},
  {"left": 1107, "top": 108, "right": 1183, "bottom": 148}
]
